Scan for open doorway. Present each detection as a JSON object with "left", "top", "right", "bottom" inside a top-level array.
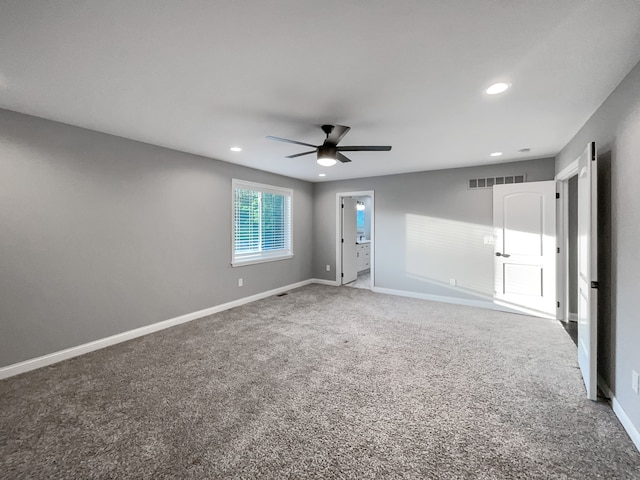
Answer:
[
  {"left": 336, "top": 190, "right": 374, "bottom": 290},
  {"left": 557, "top": 164, "right": 580, "bottom": 344},
  {"left": 563, "top": 175, "right": 579, "bottom": 346}
]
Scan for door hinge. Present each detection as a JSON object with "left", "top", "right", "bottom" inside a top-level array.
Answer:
[
  {"left": 341, "top": 204, "right": 344, "bottom": 208},
  {"left": 341, "top": 273, "right": 344, "bottom": 278},
  {"left": 591, "top": 281, "right": 599, "bottom": 289},
  {"left": 557, "top": 247, "right": 560, "bottom": 253},
  {"left": 556, "top": 192, "right": 560, "bottom": 199},
  {"left": 557, "top": 301, "right": 560, "bottom": 308},
  {"left": 341, "top": 238, "right": 344, "bottom": 243}
]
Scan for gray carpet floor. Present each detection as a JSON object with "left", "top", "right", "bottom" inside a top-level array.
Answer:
[{"left": 2, "top": 284, "right": 639, "bottom": 479}]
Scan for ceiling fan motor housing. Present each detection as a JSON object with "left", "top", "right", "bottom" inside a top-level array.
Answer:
[{"left": 318, "top": 145, "right": 337, "bottom": 159}]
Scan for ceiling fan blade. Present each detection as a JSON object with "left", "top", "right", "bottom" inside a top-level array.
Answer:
[
  {"left": 327, "top": 125, "right": 351, "bottom": 145},
  {"left": 337, "top": 146, "right": 392, "bottom": 152},
  {"left": 266, "top": 136, "right": 318, "bottom": 148},
  {"left": 337, "top": 153, "right": 352, "bottom": 163},
  {"left": 286, "top": 150, "right": 316, "bottom": 159}
]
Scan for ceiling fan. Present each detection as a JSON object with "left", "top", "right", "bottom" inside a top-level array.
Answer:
[{"left": 266, "top": 124, "right": 392, "bottom": 167}]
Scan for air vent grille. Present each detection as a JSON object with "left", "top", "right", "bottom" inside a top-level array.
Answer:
[{"left": 468, "top": 174, "right": 526, "bottom": 189}]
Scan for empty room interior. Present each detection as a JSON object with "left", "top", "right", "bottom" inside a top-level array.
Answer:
[{"left": 2, "top": 1, "right": 640, "bottom": 478}]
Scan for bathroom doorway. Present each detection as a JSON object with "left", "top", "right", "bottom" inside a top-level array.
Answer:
[{"left": 336, "top": 190, "right": 374, "bottom": 290}]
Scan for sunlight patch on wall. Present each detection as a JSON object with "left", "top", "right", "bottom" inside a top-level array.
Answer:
[{"left": 405, "top": 213, "right": 494, "bottom": 297}]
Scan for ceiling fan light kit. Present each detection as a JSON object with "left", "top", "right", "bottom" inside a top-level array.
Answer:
[
  {"left": 317, "top": 156, "right": 337, "bottom": 167},
  {"left": 266, "top": 124, "right": 391, "bottom": 167}
]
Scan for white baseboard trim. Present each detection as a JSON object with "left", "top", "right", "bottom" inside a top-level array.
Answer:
[
  {"left": 598, "top": 375, "right": 640, "bottom": 452},
  {"left": 372, "top": 286, "right": 498, "bottom": 311},
  {"left": 611, "top": 396, "right": 640, "bottom": 452},
  {"left": 371, "top": 286, "right": 559, "bottom": 319},
  {"left": 0, "top": 279, "right": 314, "bottom": 380},
  {"left": 311, "top": 278, "right": 340, "bottom": 286}
]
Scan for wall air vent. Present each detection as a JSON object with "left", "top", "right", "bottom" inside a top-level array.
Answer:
[{"left": 468, "top": 174, "right": 526, "bottom": 189}]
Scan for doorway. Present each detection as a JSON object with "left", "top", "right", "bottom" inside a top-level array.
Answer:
[
  {"left": 557, "top": 174, "right": 579, "bottom": 345},
  {"left": 336, "top": 190, "right": 374, "bottom": 290}
]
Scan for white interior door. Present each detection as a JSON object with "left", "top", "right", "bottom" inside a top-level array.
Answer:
[
  {"left": 341, "top": 197, "right": 358, "bottom": 284},
  {"left": 577, "top": 142, "right": 598, "bottom": 400},
  {"left": 493, "top": 181, "right": 557, "bottom": 317}
]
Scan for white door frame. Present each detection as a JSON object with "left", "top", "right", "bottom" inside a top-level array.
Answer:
[
  {"left": 555, "top": 159, "right": 580, "bottom": 323},
  {"left": 335, "top": 190, "right": 375, "bottom": 289}
]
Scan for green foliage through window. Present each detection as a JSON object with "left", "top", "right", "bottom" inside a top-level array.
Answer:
[{"left": 232, "top": 180, "right": 292, "bottom": 265}]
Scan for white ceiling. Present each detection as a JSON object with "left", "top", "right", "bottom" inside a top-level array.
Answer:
[{"left": 1, "top": 1, "right": 640, "bottom": 182}]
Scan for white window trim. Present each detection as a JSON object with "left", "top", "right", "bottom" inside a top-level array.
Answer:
[{"left": 231, "top": 179, "right": 294, "bottom": 267}]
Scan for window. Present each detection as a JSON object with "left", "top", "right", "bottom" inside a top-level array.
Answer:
[
  {"left": 357, "top": 210, "right": 365, "bottom": 230},
  {"left": 232, "top": 179, "right": 293, "bottom": 266}
]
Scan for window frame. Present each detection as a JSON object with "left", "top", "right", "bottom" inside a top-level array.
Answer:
[{"left": 231, "top": 179, "right": 293, "bottom": 267}]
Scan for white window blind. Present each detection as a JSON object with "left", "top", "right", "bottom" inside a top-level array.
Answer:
[{"left": 232, "top": 179, "right": 293, "bottom": 266}]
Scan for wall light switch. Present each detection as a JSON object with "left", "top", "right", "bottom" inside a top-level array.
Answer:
[
  {"left": 484, "top": 236, "right": 495, "bottom": 245},
  {"left": 449, "top": 278, "right": 457, "bottom": 287},
  {"left": 326, "top": 265, "right": 331, "bottom": 272},
  {"left": 238, "top": 278, "right": 243, "bottom": 287},
  {"left": 632, "top": 370, "right": 639, "bottom": 395}
]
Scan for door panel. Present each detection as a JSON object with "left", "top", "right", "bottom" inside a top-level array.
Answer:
[
  {"left": 503, "top": 265, "right": 543, "bottom": 296},
  {"left": 493, "top": 181, "right": 557, "bottom": 317},
  {"left": 504, "top": 194, "right": 544, "bottom": 256},
  {"left": 577, "top": 142, "right": 598, "bottom": 400},
  {"left": 341, "top": 197, "right": 358, "bottom": 284}
]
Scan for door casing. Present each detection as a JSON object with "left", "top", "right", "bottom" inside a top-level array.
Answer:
[
  {"left": 341, "top": 197, "right": 358, "bottom": 284},
  {"left": 335, "top": 190, "right": 375, "bottom": 288},
  {"left": 556, "top": 159, "right": 580, "bottom": 323}
]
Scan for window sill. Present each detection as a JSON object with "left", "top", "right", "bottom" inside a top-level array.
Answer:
[{"left": 231, "top": 254, "right": 294, "bottom": 267}]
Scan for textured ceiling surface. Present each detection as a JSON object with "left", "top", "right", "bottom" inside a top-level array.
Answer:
[{"left": 1, "top": 1, "right": 640, "bottom": 181}]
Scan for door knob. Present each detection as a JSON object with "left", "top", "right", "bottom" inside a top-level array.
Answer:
[{"left": 495, "top": 252, "right": 511, "bottom": 258}]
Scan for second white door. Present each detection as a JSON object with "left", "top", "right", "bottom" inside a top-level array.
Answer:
[
  {"left": 341, "top": 197, "right": 358, "bottom": 284},
  {"left": 577, "top": 142, "right": 598, "bottom": 400},
  {"left": 493, "top": 180, "right": 557, "bottom": 318}
]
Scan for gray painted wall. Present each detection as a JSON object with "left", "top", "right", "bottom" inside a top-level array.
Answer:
[
  {"left": 0, "top": 109, "right": 313, "bottom": 367},
  {"left": 556, "top": 60, "right": 640, "bottom": 436},
  {"left": 313, "top": 158, "right": 555, "bottom": 301}
]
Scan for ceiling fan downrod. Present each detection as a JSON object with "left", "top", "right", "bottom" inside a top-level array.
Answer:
[{"left": 321, "top": 124, "right": 335, "bottom": 140}]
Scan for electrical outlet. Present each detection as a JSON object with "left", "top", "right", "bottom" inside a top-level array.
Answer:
[
  {"left": 326, "top": 265, "right": 331, "bottom": 272},
  {"left": 449, "top": 278, "right": 457, "bottom": 287},
  {"left": 632, "top": 370, "right": 639, "bottom": 395},
  {"left": 238, "top": 278, "right": 243, "bottom": 287},
  {"left": 484, "top": 236, "right": 495, "bottom": 245}
]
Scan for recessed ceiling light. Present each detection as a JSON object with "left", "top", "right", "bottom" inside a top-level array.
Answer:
[
  {"left": 490, "top": 152, "right": 503, "bottom": 157},
  {"left": 230, "top": 147, "right": 242, "bottom": 152},
  {"left": 486, "top": 82, "right": 510, "bottom": 95},
  {"left": 318, "top": 173, "right": 326, "bottom": 177}
]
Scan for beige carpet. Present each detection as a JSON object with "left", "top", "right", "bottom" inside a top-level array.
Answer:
[{"left": 1, "top": 284, "right": 639, "bottom": 479}]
